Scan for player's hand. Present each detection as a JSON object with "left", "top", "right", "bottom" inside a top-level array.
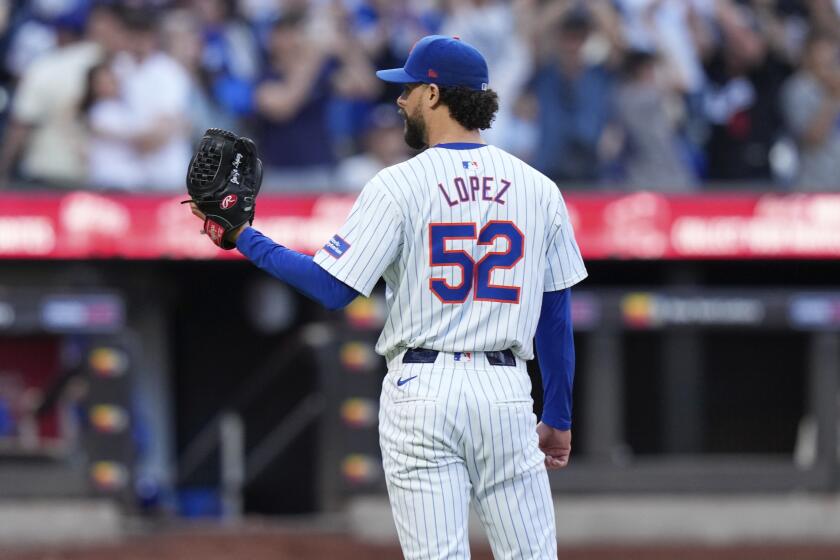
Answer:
[
  {"left": 189, "top": 202, "right": 205, "bottom": 221},
  {"left": 188, "top": 202, "right": 247, "bottom": 243},
  {"left": 536, "top": 422, "right": 571, "bottom": 470}
]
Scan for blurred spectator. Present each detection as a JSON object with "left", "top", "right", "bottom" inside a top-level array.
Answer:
[
  {"left": 0, "top": 0, "right": 838, "bottom": 192},
  {"left": 80, "top": 62, "right": 144, "bottom": 191},
  {"left": 253, "top": 10, "right": 377, "bottom": 191},
  {"left": 316, "top": 1, "right": 382, "bottom": 158},
  {"left": 0, "top": 3, "right": 125, "bottom": 188},
  {"left": 335, "top": 104, "right": 412, "bottom": 191},
  {"left": 3, "top": 0, "right": 89, "bottom": 81},
  {"left": 440, "top": 0, "right": 533, "bottom": 150},
  {"left": 0, "top": 1, "right": 21, "bottom": 132},
  {"left": 612, "top": 50, "right": 695, "bottom": 191},
  {"left": 699, "top": 0, "right": 792, "bottom": 184},
  {"left": 750, "top": 0, "right": 811, "bottom": 66},
  {"left": 502, "top": 91, "right": 540, "bottom": 162},
  {"left": 0, "top": 374, "right": 20, "bottom": 438},
  {"left": 351, "top": 0, "right": 444, "bottom": 59},
  {"left": 0, "top": 372, "right": 39, "bottom": 447},
  {"left": 615, "top": 0, "right": 713, "bottom": 96},
  {"left": 190, "top": 0, "right": 260, "bottom": 118},
  {"left": 161, "top": 9, "right": 237, "bottom": 142},
  {"left": 236, "top": 0, "right": 281, "bottom": 29},
  {"left": 526, "top": 4, "right": 618, "bottom": 182},
  {"left": 350, "top": 0, "right": 444, "bottom": 109},
  {"left": 806, "top": 0, "right": 840, "bottom": 41},
  {"left": 614, "top": 0, "right": 716, "bottom": 167},
  {"left": 112, "top": 8, "right": 192, "bottom": 191},
  {"left": 781, "top": 32, "right": 840, "bottom": 190}
]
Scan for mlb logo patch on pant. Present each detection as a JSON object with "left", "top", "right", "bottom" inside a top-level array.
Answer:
[{"left": 454, "top": 352, "right": 472, "bottom": 362}]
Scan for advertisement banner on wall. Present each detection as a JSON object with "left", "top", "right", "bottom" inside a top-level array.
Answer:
[{"left": 1, "top": 191, "right": 839, "bottom": 260}]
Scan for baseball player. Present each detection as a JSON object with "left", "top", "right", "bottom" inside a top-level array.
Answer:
[{"left": 187, "top": 35, "right": 586, "bottom": 560}]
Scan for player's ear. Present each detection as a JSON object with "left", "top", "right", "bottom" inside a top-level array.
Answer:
[{"left": 426, "top": 83, "right": 442, "bottom": 109}]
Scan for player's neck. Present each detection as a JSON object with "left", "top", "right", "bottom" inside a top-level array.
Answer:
[{"left": 426, "top": 125, "right": 485, "bottom": 148}]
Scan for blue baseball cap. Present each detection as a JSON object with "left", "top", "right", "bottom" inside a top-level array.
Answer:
[{"left": 376, "top": 35, "right": 489, "bottom": 91}]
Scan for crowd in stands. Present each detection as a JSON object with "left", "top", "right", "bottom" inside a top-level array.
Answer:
[{"left": 0, "top": 0, "right": 838, "bottom": 193}]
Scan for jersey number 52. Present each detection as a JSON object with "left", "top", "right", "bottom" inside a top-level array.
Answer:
[{"left": 429, "top": 221, "right": 524, "bottom": 304}]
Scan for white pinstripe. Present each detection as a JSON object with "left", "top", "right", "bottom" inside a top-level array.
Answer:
[{"left": 314, "top": 145, "right": 586, "bottom": 559}]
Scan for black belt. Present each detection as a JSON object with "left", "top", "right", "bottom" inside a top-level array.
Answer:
[{"left": 403, "top": 348, "right": 516, "bottom": 367}]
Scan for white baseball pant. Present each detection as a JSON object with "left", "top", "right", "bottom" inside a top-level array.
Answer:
[{"left": 379, "top": 350, "right": 558, "bottom": 559}]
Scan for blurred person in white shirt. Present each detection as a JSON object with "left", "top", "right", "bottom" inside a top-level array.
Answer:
[
  {"left": 80, "top": 62, "right": 144, "bottom": 191},
  {"left": 112, "top": 8, "right": 191, "bottom": 191},
  {"left": 781, "top": 31, "right": 840, "bottom": 190},
  {"left": 160, "top": 9, "right": 238, "bottom": 143},
  {"left": 0, "top": 4, "right": 125, "bottom": 187},
  {"left": 3, "top": 0, "right": 91, "bottom": 81},
  {"left": 440, "top": 0, "right": 532, "bottom": 149},
  {"left": 612, "top": 49, "right": 695, "bottom": 190},
  {"left": 614, "top": 0, "right": 715, "bottom": 95}
]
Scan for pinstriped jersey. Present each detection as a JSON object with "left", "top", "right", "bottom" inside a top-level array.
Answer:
[{"left": 313, "top": 144, "right": 587, "bottom": 360}]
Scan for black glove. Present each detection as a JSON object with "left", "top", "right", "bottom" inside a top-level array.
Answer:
[{"left": 183, "top": 128, "right": 263, "bottom": 249}]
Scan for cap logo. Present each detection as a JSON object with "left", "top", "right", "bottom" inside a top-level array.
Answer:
[
  {"left": 481, "top": 83, "right": 488, "bottom": 91},
  {"left": 428, "top": 69, "right": 438, "bottom": 78}
]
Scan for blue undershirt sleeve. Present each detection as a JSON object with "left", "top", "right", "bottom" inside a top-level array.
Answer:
[
  {"left": 535, "top": 288, "right": 575, "bottom": 431},
  {"left": 236, "top": 227, "right": 361, "bottom": 310}
]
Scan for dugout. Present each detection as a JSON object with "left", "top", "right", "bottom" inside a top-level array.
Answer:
[
  {"left": 1, "top": 260, "right": 839, "bottom": 514},
  {"left": 0, "top": 284, "right": 138, "bottom": 503}
]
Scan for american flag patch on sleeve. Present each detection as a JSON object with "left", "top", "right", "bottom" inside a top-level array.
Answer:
[{"left": 324, "top": 234, "right": 351, "bottom": 258}]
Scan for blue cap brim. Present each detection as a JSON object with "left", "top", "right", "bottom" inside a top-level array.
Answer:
[{"left": 375, "top": 68, "right": 419, "bottom": 84}]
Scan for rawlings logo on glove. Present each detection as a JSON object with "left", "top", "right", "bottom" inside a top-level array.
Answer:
[
  {"left": 183, "top": 128, "right": 263, "bottom": 249},
  {"left": 220, "top": 194, "right": 238, "bottom": 209}
]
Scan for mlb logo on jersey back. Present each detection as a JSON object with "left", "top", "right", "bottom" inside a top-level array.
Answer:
[
  {"left": 454, "top": 352, "right": 472, "bottom": 362},
  {"left": 324, "top": 234, "right": 351, "bottom": 258},
  {"left": 462, "top": 160, "right": 481, "bottom": 172}
]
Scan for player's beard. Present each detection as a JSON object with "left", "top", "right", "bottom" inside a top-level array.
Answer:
[{"left": 402, "top": 106, "right": 428, "bottom": 150}]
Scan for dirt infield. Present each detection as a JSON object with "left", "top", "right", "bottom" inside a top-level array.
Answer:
[{"left": 4, "top": 527, "right": 840, "bottom": 560}]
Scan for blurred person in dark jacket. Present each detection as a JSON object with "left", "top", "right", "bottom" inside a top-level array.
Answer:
[
  {"left": 781, "top": 31, "right": 840, "bottom": 190},
  {"left": 699, "top": 0, "right": 792, "bottom": 184},
  {"left": 253, "top": 9, "right": 377, "bottom": 191},
  {"left": 190, "top": 0, "right": 260, "bottom": 118},
  {"left": 526, "top": 3, "right": 620, "bottom": 183},
  {"left": 351, "top": 0, "right": 446, "bottom": 85}
]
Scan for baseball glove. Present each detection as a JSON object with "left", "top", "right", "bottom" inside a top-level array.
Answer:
[{"left": 183, "top": 128, "right": 263, "bottom": 249}]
